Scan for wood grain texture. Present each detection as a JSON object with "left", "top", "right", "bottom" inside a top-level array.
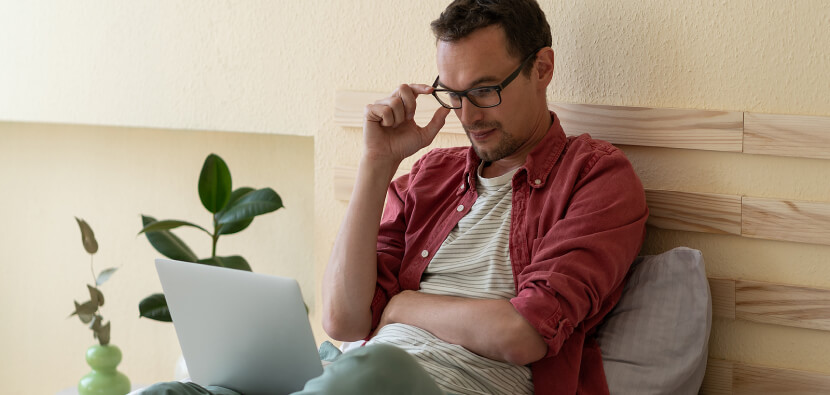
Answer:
[
  {"left": 335, "top": 91, "right": 467, "bottom": 134},
  {"left": 735, "top": 280, "right": 830, "bottom": 332},
  {"left": 550, "top": 102, "right": 744, "bottom": 151},
  {"left": 701, "top": 359, "right": 733, "bottom": 395},
  {"left": 733, "top": 362, "right": 830, "bottom": 395},
  {"left": 645, "top": 190, "right": 742, "bottom": 235},
  {"left": 333, "top": 165, "right": 409, "bottom": 201},
  {"left": 742, "top": 196, "right": 830, "bottom": 246},
  {"left": 710, "top": 278, "right": 736, "bottom": 320},
  {"left": 335, "top": 91, "right": 745, "bottom": 151},
  {"left": 744, "top": 112, "right": 830, "bottom": 160},
  {"left": 703, "top": 359, "right": 830, "bottom": 395}
]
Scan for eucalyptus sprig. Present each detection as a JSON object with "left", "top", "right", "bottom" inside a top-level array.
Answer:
[
  {"left": 70, "top": 218, "right": 118, "bottom": 346},
  {"left": 137, "top": 153, "right": 283, "bottom": 322}
]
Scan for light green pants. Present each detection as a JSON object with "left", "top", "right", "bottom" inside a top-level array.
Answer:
[{"left": 139, "top": 343, "right": 445, "bottom": 395}]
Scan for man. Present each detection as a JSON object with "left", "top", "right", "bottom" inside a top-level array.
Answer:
[
  {"left": 141, "top": 0, "right": 647, "bottom": 394},
  {"left": 322, "top": 0, "right": 648, "bottom": 394}
]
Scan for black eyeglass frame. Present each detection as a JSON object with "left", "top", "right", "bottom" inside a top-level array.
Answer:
[{"left": 431, "top": 48, "right": 543, "bottom": 109}]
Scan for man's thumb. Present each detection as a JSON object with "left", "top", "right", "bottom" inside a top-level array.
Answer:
[{"left": 424, "top": 107, "right": 451, "bottom": 139}]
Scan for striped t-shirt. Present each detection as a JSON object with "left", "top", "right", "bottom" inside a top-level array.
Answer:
[{"left": 366, "top": 165, "right": 533, "bottom": 395}]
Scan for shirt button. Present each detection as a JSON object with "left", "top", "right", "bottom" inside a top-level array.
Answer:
[
  {"left": 421, "top": 250, "right": 429, "bottom": 258},
  {"left": 534, "top": 179, "right": 542, "bottom": 185},
  {"left": 456, "top": 205, "right": 464, "bottom": 212}
]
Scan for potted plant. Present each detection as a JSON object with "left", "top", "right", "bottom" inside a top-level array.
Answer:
[
  {"left": 137, "top": 153, "right": 283, "bottom": 322},
  {"left": 70, "top": 218, "right": 131, "bottom": 395}
]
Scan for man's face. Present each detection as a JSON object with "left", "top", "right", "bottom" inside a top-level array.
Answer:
[{"left": 436, "top": 25, "right": 541, "bottom": 163}]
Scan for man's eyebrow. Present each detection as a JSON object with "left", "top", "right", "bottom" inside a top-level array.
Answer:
[{"left": 437, "top": 75, "right": 501, "bottom": 91}]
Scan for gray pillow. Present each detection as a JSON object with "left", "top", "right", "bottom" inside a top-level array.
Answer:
[{"left": 596, "top": 247, "right": 712, "bottom": 395}]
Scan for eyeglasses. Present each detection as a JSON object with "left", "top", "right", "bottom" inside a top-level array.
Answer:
[{"left": 431, "top": 49, "right": 541, "bottom": 109}]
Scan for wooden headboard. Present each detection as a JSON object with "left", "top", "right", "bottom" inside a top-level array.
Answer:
[{"left": 333, "top": 90, "right": 830, "bottom": 394}]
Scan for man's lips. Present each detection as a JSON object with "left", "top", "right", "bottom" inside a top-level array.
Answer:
[{"left": 468, "top": 128, "right": 496, "bottom": 140}]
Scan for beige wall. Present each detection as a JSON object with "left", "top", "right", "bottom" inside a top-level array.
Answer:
[
  {"left": 1, "top": 0, "right": 829, "bottom": 393},
  {"left": 0, "top": 123, "right": 314, "bottom": 393}
]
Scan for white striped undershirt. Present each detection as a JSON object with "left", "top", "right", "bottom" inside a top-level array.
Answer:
[{"left": 366, "top": 164, "right": 533, "bottom": 395}]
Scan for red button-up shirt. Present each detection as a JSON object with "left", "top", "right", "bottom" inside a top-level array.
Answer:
[{"left": 369, "top": 112, "right": 648, "bottom": 394}]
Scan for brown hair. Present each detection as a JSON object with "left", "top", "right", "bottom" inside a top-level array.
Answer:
[{"left": 431, "top": 0, "right": 552, "bottom": 75}]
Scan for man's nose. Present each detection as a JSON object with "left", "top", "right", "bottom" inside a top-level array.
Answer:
[{"left": 456, "top": 98, "right": 484, "bottom": 125}]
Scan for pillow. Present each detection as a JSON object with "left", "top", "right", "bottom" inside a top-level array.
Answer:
[{"left": 596, "top": 247, "right": 712, "bottom": 395}]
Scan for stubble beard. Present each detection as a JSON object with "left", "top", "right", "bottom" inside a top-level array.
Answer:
[{"left": 464, "top": 121, "right": 523, "bottom": 162}]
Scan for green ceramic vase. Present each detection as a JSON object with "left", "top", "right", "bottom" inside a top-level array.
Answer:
[{"left": 78, "top": 344, "right": 131, "bottom": 395}]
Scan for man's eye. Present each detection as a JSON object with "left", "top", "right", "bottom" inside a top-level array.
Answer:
[
  {"left": 470, "top": 88, "right": 496, "bottom": 97},
  {"left": 448, "top": 92, "right": 462, "bottom": 99}
]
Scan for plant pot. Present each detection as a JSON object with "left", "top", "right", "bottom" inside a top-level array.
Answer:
[{"left": 78, "top": 344, "right": 131, "bottom": 395}]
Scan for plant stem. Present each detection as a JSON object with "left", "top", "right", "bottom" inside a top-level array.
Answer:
[
  {"left": 212, "top": 216, "right": 218, "bottom": 258},
  {"left": 90, "top": 255, "right": 96, "bottom": 284}
]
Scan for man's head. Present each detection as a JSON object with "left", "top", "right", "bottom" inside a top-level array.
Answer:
[
  {"left": 431, "top": 0, "right": 552, "bottom": 77},
  {"left": 430, "top": 0, "right": 555, "bottom": 165}
]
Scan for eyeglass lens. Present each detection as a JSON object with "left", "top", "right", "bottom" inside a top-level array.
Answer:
[{"left": 434, "top": 87, "right": 501, "bottom": 109}]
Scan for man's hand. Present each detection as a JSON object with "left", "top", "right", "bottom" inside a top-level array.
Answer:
[{"left": 363, "top": 84, "right": 451, "bottom": 166}]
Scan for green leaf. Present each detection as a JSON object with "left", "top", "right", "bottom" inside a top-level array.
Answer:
[
  {"left": 72, "top": 300, "right": 97, "bottom": 323},
  {"left": 96, "top": 321, "right": 111, "bottom": 346},
  {"left": 198, "top": 256, "right": 252, "bottom": 271},
  {"left": 138, "top": 219, "right": 211, "bottom": 236},
  {"left": 216, "top": 187, "right": 255, "bottom": 235},
  {"left": 140, "top": 215, "right": 198, "bottom": 262},
  {"left": 216, "top": 188, "right": 283, "bottom": 226},
  {"left": 96, "top": 268, "right": 117, "bottom": 286},
  {"left": 75, "top": 217, "right": 98, "bottom": 254},
  {"left": 199, "top": 153, "right": 232, "bottom": 214},
  {"left": 139, "top": 293, "right": 172, "bottom": 322},
  {"left": 87, "top": 285, "right": 105, "bottom": 307}
]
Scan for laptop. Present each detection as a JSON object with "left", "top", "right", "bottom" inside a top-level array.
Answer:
[{"left": 155, "top": 258, "right": 324, "bottom": 395}]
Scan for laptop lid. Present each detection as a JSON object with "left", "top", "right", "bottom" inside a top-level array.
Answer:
[{"left": 155, "top": 258, "right": 323, "bottom": 395}]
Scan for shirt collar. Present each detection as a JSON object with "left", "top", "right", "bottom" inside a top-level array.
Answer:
[{"left": 460, "top": 111, "right": 566, "bottom": 194}]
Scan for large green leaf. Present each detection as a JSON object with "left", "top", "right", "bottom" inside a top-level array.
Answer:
[
  {"left": 141, "top": 215, "right": 198, "bottom": 262},
  {"left": 138, "top": 219, "right": 211, "bottom": 236},
  {"left": 198, "top": 154, "right": 232, "bottom": 214},
  {"left": 198, "top": 255, "right": 251, "bottom": 271},
  {"left": 139, "top": 293, "right": 172, "bottom": 322},
  {"left": 74, "top": 217, "right": 98, "bottom": 254},
  {"left": 215, "top": 187, "right": 255, "bottom": 235},
  {"left": 216, "top": 188, "right": 283, "bottom": 226}
]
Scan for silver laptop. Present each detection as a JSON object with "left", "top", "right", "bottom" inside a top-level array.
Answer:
[{"left": 155, "top": 258, "right": 324, "bottom": 395}]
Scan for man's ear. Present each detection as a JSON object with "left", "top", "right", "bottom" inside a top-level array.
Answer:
[{"left": 534, "top": 48, "right": 555, "bottom": 90}]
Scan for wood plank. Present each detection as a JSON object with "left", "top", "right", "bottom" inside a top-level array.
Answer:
[
  {"left": 335, "top": 91, "right": 745, "bottom": 151},
  {"left": 733, "top": 362, "right": 830, "bottom": 395},
  {"left": 744, "top": 112, "right": 830, "bottom": 160},
  {"left": 735, "top": 280, "right": 830, "bottom": 332},
  {"left": 709, "top": 278, "right": 736, "bottom": 320},
  {"left": 335, "top": 91, "right": 467, "bottom": 134},
  {"left": 333, "top": 165, "right": 409, "bottom": 201},
  {"left": 549, "top": 103, "right": 744, "bottom": 151},
  {"left": 645, "top": 190, "right": 742, "bottom": 235},
  {"left": 742, "top": 196, "right": 830, "bottom": 246},
  {"left": 701, "top": 359, "right": 733, "bottom": 395}
]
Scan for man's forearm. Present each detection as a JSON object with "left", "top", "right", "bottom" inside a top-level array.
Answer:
[
  {"left": 380, "top": 291, "right": 548, "bottom": 365},
  {"left": 322, "top": 156, "right": 400, "bottom": 341}
]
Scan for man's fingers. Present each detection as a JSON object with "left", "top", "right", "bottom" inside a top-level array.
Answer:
[
  {"left": 398, "top": 85, "right": 417, "bottom": 121},
  {"left": 423, "top": 106, "right": 451, "bottom": 140},
  {"left": 407, "top": 84, "right": 434, "bottom": 95}
]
